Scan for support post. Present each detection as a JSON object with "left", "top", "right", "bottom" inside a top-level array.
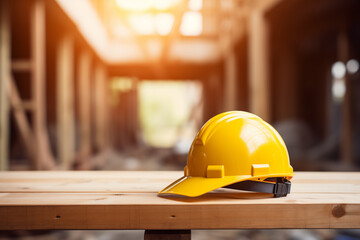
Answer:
[
  {"left": 0, "top": 0, "right": 10, "bottom": 170},
  {"left": 76, "top": 51, "right": 92, "bottom": 169},
  {"left": 31, "top": 0, "right": 55, "bottom": 169},
  {"left": 56, "top": 35, "right": 75, "bottom": 169},
  {"left": 144, "top": 230, "right": 191, "bottom": 240},
  {"left": 338, "top": 30, "right": 352, "bottom": 164},
  {"left": 223, "top": 50, "right": 237, "bottom": 111},
  {"left": 93, "top": 63, "right": 108, "bottom": 151},
  {"left": 248, "top": 10, "right": 271, "bottom": 121}
]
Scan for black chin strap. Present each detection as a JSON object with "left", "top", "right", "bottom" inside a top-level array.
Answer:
[{"left": 223, "top": 178, "right": 291, "bottom": 198}]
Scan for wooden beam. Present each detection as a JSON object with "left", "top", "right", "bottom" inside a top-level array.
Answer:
[
  {"left": 56, "top": 35, "right": 75, "bottom": 169},
  {"left": 159, "top": 0, "right": 188, "bottom": 62},
  {"left": 31, "top": 0, "right": 55, "bottom": 170},
  {"left": 255, "top": 0, "right": 283, "bottom": 12},
  {"left": 0, "top": 0, "right": 11, "bottom": 170},
  {"left": 248, "top": 10, "right": 271, "bottom": 121},
  {"left": 12, "top": 100, "right": 34, "bottom": 111}
]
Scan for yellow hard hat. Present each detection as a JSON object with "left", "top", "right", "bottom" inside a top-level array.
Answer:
[{"left": 159, "top": 111, "right": 293, "bottom": 197}]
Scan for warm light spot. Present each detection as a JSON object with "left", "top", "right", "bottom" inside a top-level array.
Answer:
[
  {"left": 331, "top": 61, "right": 347, "bottom": 102},
  {"left": 180, "top": 11, "right": 202, "bottom": 36},
  {"left": 331, "top": 61, "right": 346, "bottom": 79},
  {"left": 116, "top": 0, "right": 180, "bottom": 11},
  {"left": 128, "top": 13, "right": 175, "bottom": 36},
  {"left": 116, "top": 0, "right": 151, "bottom": 11},
  {"left": 139, "top": 81, "right": 202, "bottom": 148},
  {"left": 154, "top": 0, "right": 179, "bottom": 10},
  {"left": 56, "top": 0, "right": 107, "bottom": 57},
  {"left": 129, "top": 14, "right": 155, "bottom": 35},
  {"left": 112, "top": 23, "right": 132, "bottom": 38},
  {"left": 332, "top": 79, "right": 346, "bottom": 101},
  {"left": 346, "top": 59, "right": 359, "bottom": 74},
  {"left": 155, "top": 13, "right": 174, "bottom": 35},
  {"left": 111, "top": 77, "right": 134, "bottom": 92},
  {"left": 188, "top": 0, "right": 202, "bottom": 11}
]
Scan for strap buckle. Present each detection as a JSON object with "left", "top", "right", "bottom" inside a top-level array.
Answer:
[{"left": 273, "top": 179, "right": 291, "bottom": 198}]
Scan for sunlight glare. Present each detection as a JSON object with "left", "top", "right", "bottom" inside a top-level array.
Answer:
[
  {"left": 180, "top": 11, "right": 202, "bottom": 36},
  {"left": 116, "top": 0, "right": 180, "bottom": 11},
  {"left": 156, "top": 13, "right": 174, "bottom": 35},
  {"left": 188, "top": 0, "right": 203, "bottom": 11},
  {"left": 129, "top": 14, "right": 155, "bottom": 35}
]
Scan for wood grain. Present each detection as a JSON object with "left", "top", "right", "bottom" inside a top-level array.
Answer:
[{"left": 0, "top": 171, "right": 359, "bottom": 229}]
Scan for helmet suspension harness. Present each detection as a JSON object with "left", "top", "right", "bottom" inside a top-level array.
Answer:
[{"left": 223, "top": 178, "right": 291, "bottom": 198}]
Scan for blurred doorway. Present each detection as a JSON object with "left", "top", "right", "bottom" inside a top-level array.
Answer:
[{"left": 138, "top": 80, "right": 203, "bottom": 152}]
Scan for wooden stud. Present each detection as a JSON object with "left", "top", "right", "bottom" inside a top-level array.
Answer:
[
  {"left": 248, "top": 10, "right": 271, "bottom": 121},
  {"left": 31, "top": 0, "right": 55, "bottom": 170},
  {"left": 337, "top": 30, "right": 353, "bottom": 165},
  {"left": 0, "top": 0, "right": 11, "bottom": 170},
  {"left": 223, "top": 50, "right": 237, "bottom": 111},
  {"left": 93, "top": 63, "right": 108, "bottom": 151},
  {"left": 76, "top": 51, "right": 92, "bottom": 169},
  {"left": 129, "top": 78, "right": 138, "bottom": 145},
  {"left": 8, "top": 78, "right": 35, "bottom": 164},
  {"left": 56, "top": 35, "right": 75, "bottom": 169}
]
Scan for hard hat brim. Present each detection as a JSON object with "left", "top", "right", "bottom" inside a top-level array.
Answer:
[
  {"left": 159, "top": 173, "right": 294, "bottom": 197},
  {"left": 158, "top": 175, "right": 252, "bottom": 197}
]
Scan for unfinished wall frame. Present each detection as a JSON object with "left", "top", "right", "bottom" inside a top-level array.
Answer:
[{"left": 2, "top": 0, "right": 56, "bottom": 170}]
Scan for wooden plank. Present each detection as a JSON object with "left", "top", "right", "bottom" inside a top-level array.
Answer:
[
  {"left": 1, "top": 192, "right": 360, "bottom": 205},
  {"left": 56, "top": 35, "right": 75, "bottom": 169},
  {"left": 0, "top": 198, "right": 359, "bottom": 229},
  {"left": 0, "top": 171, "right": 359, "bottom": 182},
  {"left": 0, "top": 171, "right": 359, "bottom": 229},
  {"left": 0, "top": 0, "right": 11, "bottom": 170},
  {"left": 0, "top": 171, "right": 360, "bottom": 194}
]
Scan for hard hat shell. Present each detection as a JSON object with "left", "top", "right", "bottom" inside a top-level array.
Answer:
[{"left": 159, "top": 111, "right": 293, "bottom": 197}]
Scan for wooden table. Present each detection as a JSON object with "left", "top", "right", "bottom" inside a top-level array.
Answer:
[{"left": 0, "top": 171, "right": 360, "bottom": 239}]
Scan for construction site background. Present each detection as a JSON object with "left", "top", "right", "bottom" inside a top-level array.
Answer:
[{"left": 1, "top": 0, "right": 360, "bottom": 239}]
